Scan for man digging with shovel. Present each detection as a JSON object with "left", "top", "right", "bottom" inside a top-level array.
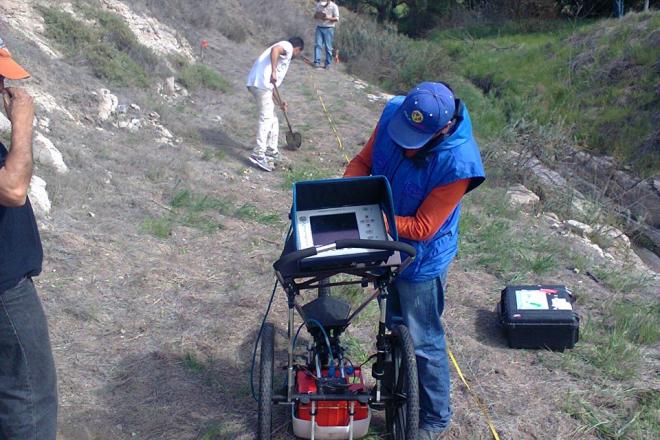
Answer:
[{"left": 246, "top": 37, "right": 304, "bottom": 172}]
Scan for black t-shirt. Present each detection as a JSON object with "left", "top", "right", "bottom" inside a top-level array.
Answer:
[{"left": 0, "top": 142, "right": 43, "bottom": 292}]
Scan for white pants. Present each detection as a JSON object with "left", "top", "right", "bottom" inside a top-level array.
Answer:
[{"left": 248, "top": 86, "right": 279, "bottom": 157}]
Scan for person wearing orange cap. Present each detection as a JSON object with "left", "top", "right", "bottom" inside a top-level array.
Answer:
[{"left": 0, "top": 36, "right": 58, "bottom": 439}]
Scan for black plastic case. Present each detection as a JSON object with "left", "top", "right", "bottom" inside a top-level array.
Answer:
[{"left": 498, "top": 285, "right": 579, "bottom": 351}]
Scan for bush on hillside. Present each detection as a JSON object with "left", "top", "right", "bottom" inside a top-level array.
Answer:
[
  {"left": 82, "top": 6, "right": 165, "bottom": 77},
  {"left": 38, "top": 6, "right": 165, "bottom": 88},
  {"left": 177, "top": 64, "right": 230, "bottom": 92},
  {"left": 568, "top": 13, "right": 660, "bottom": 173},
  {"left": 336, "top": 13, "right": 448, "bottom": 94},
  {"left": 437, "top": 11, "right": 659, "bottom": 175}
]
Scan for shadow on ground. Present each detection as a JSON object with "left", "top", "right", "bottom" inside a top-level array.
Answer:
[
  {"left": 198, "top": 127, "right": 252, "bottom": 166},
  {"left": 472, "top": 307, "right": 508, "bottom": 348}
]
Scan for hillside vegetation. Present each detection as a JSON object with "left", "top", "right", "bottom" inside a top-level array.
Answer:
[
  {"left": 435, "top": 13, "right": 660, "bottom": 176},
  {"left": 339, "top": 11, "right": 659, "bottom": 175}
]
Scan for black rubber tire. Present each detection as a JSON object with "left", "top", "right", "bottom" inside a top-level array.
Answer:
[
  {"left": 257, "top": 323, "right": 274, "bottom": 440},
  {"left": 385, "top": 324, "right": 419, "bottom": 440}
]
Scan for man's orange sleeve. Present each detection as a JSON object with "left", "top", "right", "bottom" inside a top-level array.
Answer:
[
  {"left": 343, "top": 126, "right": 377, "bottom": 177},
  {"left": 395, "top": 179, "right": 470, "bottom": 241},
  {"left": 343, "top": 127, "right": 470, "bottom": 241}
]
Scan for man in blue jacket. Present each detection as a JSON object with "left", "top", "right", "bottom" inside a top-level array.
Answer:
[
  {"left": 0, "top": 37, "right": 58, "bottom": 439},
  {"left": 345, "top": 82, "right": 485, "bottom": 438}
]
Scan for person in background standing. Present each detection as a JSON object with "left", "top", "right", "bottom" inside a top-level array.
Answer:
[
  {"left": 0, "top": 36, "right": 58, "bottom": 440},
  {"left": 313, "top": 1, "right": 339, "bottom": 69},
  {"left": 246, "top": 37, "right": 304, "bottom": 172}
]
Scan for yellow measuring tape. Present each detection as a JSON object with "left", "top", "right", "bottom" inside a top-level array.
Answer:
[
  {"left": 312, "top": 80, "right": 351, "bottom": 165},
  {"left": 447, "top": 347, "right": 501, "bottom": 440}
]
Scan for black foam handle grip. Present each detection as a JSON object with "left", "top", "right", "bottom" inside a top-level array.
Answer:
[
  {"left": 273, "top": 246, "right": 318, "bottom": 272},
  {"left": 273, "top": 239, "right": 416, "bottom": 272}
]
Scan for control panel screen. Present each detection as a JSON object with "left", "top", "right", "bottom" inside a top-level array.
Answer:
[{"left": 310, "top": 213, "right": 360, "bottom": 246}]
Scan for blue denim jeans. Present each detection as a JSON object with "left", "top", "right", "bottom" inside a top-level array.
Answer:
[
  {"left": 0, "top": 278, "right": 57, "bottom": 440},
  {"left": 314, "top": 26, "right": 335, "bottom": 67},
  {"left": 613, "top": 0, "right": 624, "bottom": 17},
  {"left": 387, "top": 274, "right": 451, "bottom": 433}
]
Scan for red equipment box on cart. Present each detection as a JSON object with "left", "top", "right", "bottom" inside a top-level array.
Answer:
[{"left": 293, "top": 368, "right": 371, "bottom": 439}]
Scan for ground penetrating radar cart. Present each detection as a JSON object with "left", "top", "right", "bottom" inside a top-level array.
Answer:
[{"left": 255, "top": 176, "right": 420, "bottom": 440}]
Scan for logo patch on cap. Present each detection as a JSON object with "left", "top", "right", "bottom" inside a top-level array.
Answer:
[{"left": 411, "top": 110, "right": 424, "bottom": 124}]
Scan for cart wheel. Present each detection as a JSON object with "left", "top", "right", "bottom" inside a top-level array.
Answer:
[
  {"left": 385, "top": 325, "right": 419, "bottom": 440},
  {"left": 257, "top": 323, "right": 274, "bottom": 440}
]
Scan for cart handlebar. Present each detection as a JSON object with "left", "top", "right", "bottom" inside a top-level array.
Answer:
[{"left": 273, "top": 239, "right": 416, "bottom": 273}]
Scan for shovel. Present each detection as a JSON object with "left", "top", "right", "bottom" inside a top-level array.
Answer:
[{"left": 273, "top": 84, "right": 302, "bottom": 150}]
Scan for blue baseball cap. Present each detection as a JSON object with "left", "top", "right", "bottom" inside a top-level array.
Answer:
[{"left": 387, "top": 82, "right": 455, "bottom": 149}]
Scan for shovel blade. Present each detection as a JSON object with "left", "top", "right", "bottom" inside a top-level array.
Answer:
[{"left": 285, "top": 131, "right": 302, "bottom": 150}]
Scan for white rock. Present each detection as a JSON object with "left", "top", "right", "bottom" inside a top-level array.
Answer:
[
  {"left": 565, "top": 219, "right": 593, "bottom": 237},
  {"left": 157, "top": 125, "right": 173, "bottom": 139},
  {"left": 0, "top": 112, "right": 10, "bottom": 132},
  {"left": 594, "top": 224, "right": 631, "bottom": 249},
  {"left": 149, "top": 111, "right": 160, "bottom": 121},
  {"left": 33, "top": 132, "right": 69, "bottom": 174},
  {"left": 506, "top": 184, "right": 540, "bottom": 208},
  {"left": 130, "top": 103, "right": 141, "bottom": 112},
  {"left": 28, "top": 175, "right": 51, "bottom": 216},
  {"left": 571, "top": 196, "right": 598, "bottom": 218},
  {"left": 366, "top": 92, "right": 394, "bottom": 103},
  {"left": 164, "top": 77, "right": 177, "bottom": 95},
  {"left": 127, "top": 118, "right": 142, "bottom": 132},
  {"left": 0, "top": 0, "right": 62, "bottom": 59},
  {"left": 98, "top": 89, "right": 118, "bottom": 121},
  {"left": 542, "top": 211, "right": 561, "bottom": 228},
  {"left": 37, "top": 116, "right": 51, "bottom": 132}
]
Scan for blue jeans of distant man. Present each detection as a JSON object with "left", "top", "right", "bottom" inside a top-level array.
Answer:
[
  {"left": 314, "top": 26, "right": 335, "bottom": 67},
  {"left": 0, "top": 278, "right": 58, "bottom": 440},
  {"left": 613, "top": 0, "right": 624, "bottom": 17},
  {"left": 387, "top": 273, "right": 452, "bottom": 434}
]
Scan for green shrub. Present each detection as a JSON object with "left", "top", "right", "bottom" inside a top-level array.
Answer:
[
  {"left": 177, "top": 64, "right": 230, "bottom": 92},
  {"left": 433, "top": 13, "right": 660, "bottom": 175},
  {"left": 233, "top": 203, "right": 281, "bottom": 225},
  {"left": 337, "top": 13, "right": 449, "bottom": 94},
  {"left": 38, "top": 6, "right": 97, "bottom": 48},
  {"left": 38, "top": 5, "right": 161, "bottom": 88},
  {"left": 85, "top": 43, "right": 150, "bottom": 87},
  {"left": 140, "top": 217, "right": 174, "bottom": 238},
  {"left": 564, "top": 388, "right": 660, "bottom": 439}
]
